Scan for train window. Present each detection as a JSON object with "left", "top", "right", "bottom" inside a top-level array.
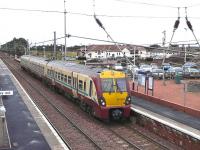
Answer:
[
  {"left": 58, "top": 73, "right": 61, "bottom": 80},
  {"left": 68, "top": 76, "right": 72, "bottom": 85},
  {"left": 101, "top": 79, "right": 114, "bottom": 92},
  {"left": 78, "top": 80, "right": 83, "bottom": 90},
  {"left": 55, "top": 72, "right": 58, "bottom": 79},
  {"left": 116, "top": 78, "right": 127, "bottom": 92},
  {"left": 84, "top": 81, "right": 86, "bottom": 92},
  {"left": 89, "top": 80, "right": 92, "bottom": 97},
  {"left": 64, "top": 75, "right": 67, "bottom": 83},
  {"left": 61, "top": 74, "right": 64, "bottom": 81}
]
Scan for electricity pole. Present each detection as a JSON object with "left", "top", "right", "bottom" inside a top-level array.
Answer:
[
  {"left": 64, "top": 0, "right": 67, "bottom": 60},
  {"left": 54, "top": 31, "right": 56, "bottom": 59},
  {"left": 162, "top": 30, "right": 166, "bottom": 46}
]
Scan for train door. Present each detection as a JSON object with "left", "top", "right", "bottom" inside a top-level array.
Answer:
[
  {"left": 89, "top": 80, "right": 93, "bottom": 97},
  {"left": 72, "top": 73, "right": 78, "bottom": 98}
]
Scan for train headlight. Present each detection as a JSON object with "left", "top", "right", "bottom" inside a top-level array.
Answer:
[
  {"left": 125, "top": 96, "right": 131, "bottom": 105},
  {"left": 98, "top": 98, "right": 106, "bottom": 107}
]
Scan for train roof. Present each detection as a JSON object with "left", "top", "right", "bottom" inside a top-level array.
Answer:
[
  {"left": 21, "top": 55, "right": 104, "bottom": 76},
  {"left": 21, "top": 55, "right": 48, "bottom": 65},
  {"left": 47, "top": 60, "right": 104, "bottom": 76}
]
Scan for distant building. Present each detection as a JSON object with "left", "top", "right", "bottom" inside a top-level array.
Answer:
[
  {"left": 78, "top": 45, "right": 133, "bottom": 59},
  {"left": 77, "top": 44, "right": 196, "bottom": 60}
]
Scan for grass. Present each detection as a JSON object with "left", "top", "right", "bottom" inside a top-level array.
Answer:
[{"left": 30, "top": 50, "right": 77, "bottom": 60}]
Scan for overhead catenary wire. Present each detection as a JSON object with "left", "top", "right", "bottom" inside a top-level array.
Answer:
[
  {"left": 0, "top": 7, "right": 63, "bottom": 13},
  {"left": 162, "top": 7, "right": 180, "bottom": 64},
  {"left": 92, "top": 0, "right": 136, "bottom": 70},
  {"left": 113, "top": 0, "right": 178, "bottom": 8},
  {"left": 185, "top": 7, "right": 200, "bottom": 49},
  {"left": 30, "top": 33, "right": 200, "bottom": 56},
  {"left": 2, "top": 6, "right": 200, "bottom": 19}
]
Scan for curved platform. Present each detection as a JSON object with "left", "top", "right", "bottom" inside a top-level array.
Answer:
[
  {"left": 131, "top": 97, "right": 200, "bottom": 139},
  {"left": 0, "top": 59, "right": 68, "bottom": 150}
]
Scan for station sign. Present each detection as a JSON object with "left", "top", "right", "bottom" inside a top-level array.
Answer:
[{"left": 0, "top": 91, "right": 13, "bottom": 96}]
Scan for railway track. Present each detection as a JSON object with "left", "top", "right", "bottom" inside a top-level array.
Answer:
[
  {"left": 0, "top": 53, "right": 180, "bottom": 150},
  {"left": 107, "top": 123, "right": 171, "bottom": 150},
  {"left": 2, "top": 55, "right": 102, "bottom": 150}
]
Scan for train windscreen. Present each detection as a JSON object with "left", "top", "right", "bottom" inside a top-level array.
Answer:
[
  {"left": 101, "top": 78, "right": 114, "bottom": 92},
  {"left": 116, "top": 78, "right": 127, "bottom": 92},
  {"left": 101, "top": 78, "right": 127, "bottom": 92}
]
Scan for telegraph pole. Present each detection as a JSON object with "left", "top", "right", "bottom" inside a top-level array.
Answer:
[
  {"left": 43, "top": 43, "right": 46, "bottom": 58},
  {"left": 64, "top": 0, "right": 67, "bottom": 60},
  {"left": 54, "top": 31, "right": 56, "bottom": 59},
  {"left": 162, "top": 30, "right": 166, "bottom": 46}
]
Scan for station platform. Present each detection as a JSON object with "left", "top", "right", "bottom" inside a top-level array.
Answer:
[
  {"left": 0, "top": 59, "right": 68, "bottom": 150},
  {"left": 131, "top": 96, "right": 200, "bottom": 140}
]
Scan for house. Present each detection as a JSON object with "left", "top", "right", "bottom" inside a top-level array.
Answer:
[
  {"left": 77, "top": 44, "right": 179, "bottom": 60},
  {"left": 78, "top": 45, "right": 133, "bottom": 59}
]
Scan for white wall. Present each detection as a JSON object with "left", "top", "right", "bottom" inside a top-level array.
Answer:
[{"left": 85, "top": 48, "right": 132, "bottom": 59}]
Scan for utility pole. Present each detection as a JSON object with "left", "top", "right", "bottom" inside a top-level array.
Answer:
[
  {"left": 64, "top": 0, "right": 67, "bottom": 60},
  {"left": 35, "top": 43, "right": 37, "bottom": 56},
  {"left": 133, "top": 47, "right": 136, "bottom": 66},
  {"left": 43, "top": 43, "right": 46, "bottom": 58},
  {"left": 54, "top": 31, "right": 56, "bottom": 59},
  {"left": 184, "top": 45, "right": 187, "bottom": 63},
  {"left": 162, "top": 30, "right": 166, "bottom": 47},
  {"left": 61, "top": 45, "right": 64, "bottom": 60}
]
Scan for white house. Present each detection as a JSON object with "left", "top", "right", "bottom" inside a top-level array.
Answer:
[
  {"left": 78, "top": 44, "right": 175, "bottom": 60},
  {"left": 79, "top": 45, "right": 133, "bottom": 59}
]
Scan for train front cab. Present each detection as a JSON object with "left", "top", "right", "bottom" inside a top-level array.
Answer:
[{"left": 97, "top": 70, "right": 131, "bottom": 120}]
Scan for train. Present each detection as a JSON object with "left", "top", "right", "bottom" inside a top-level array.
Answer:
[{"left": 20, "top": 55, "right": 131, "bottom": 121}]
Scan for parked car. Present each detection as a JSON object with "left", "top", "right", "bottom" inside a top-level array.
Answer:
[
  {"left": 162, "top": 63, "right": 171, "bottom": 71},
  {"left": 113, "top": 63, "right": 123, "bottom": 71},
  {"left": 183, "top": 62, "right": 197, "bottom": 69},
  {"left": 140, "top": 64, "right": 152, "bottom": 72},
  {"left": 127, "top": 64, "right": 139, "bottom": 73},
  {"left": 151, "top": 68, "right": 163, "bottom": 79},
  {"left": 165, "top": 67, "right": 183, "bottom": 79},
  {"left": 150, "top": 63, "right": 159, "bottom": 69},
  {"left": 183, "top": 68, "right": 199, "bottom": 78}
]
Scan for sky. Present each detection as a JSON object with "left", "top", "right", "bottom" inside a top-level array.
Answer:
[{"left": 1, "top": 0, "right": 200, "bottom": 47}]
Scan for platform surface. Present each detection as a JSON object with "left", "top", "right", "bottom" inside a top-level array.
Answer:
[
  {"left": 0, "top": 59, "right": 67, "bottom": 150},
  {"left": 133, "top": 79, "right": 200, "bottom": 111},
  {"left": 132, "top": 96, "right": 200, "bottom": 130}
]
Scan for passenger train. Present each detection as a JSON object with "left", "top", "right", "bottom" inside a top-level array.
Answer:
[{"left": 20, "top": 55, "right": 131, "bottom": 120}]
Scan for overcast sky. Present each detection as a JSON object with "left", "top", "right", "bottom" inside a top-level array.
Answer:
[{"left": 1, "top": 0, "right": 200, "bottom": 47}]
